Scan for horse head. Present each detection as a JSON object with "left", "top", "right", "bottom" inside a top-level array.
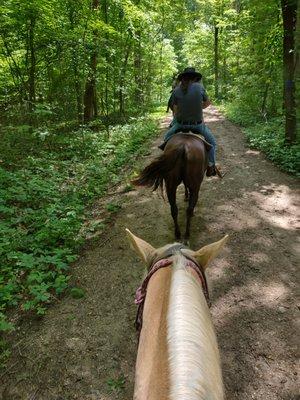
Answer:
[{"left": 126, "top": 229, "right": 229, "bottom": 400}]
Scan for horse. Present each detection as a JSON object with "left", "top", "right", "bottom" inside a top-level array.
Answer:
[
  {"left": 126, "top": 229, "right": 228, "bottom": 400},
  {"left": 133, "top": 133, "right": 209, "bottom": 242}
]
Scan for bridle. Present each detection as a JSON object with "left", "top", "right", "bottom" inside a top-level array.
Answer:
[{"left": 134, "top": 244, "right": 210, "bottom": 337}]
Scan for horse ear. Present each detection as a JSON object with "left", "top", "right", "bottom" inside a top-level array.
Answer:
[
  {"left": 126, "top": 229, "right": 156, "bottom": 265},
  {"left": 185, "top": 235, "right": 229, "bottom": 269}
]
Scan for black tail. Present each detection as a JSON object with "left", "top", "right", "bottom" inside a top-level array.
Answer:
[{"left": 132, "top": 145, "right": 186, "bottom": 191}]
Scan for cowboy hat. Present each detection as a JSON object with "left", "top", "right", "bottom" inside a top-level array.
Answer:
[{"left": 177, "top": 67, "right": 202, "bottom": 81}]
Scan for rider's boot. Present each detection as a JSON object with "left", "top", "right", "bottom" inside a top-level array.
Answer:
[
  {"left": 206, "top": 165, "right": 217, "bottom": 177},
  {"left": 158, "top": 142, "right": 166, "bottom": 150}
]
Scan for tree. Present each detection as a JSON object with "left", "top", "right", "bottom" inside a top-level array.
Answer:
[
  {"left": 281, "top": 0, "right": 298, "bottom": 144},
  {"left": 83, "top": 0, "right": 99, "bottom": 123},
  {"left": 296, "top": 2, "right": 300, "bottom": 136}
]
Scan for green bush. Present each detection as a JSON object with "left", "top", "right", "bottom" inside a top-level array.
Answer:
[
  {"left": 243, "top": 118, "right": 300, "bottom": 176},
  {"left": 0, "top": 115, "right": 161, "bottom": 332},
  {"left": 221, "top": 103, "right": 299, "bottom": 176}
]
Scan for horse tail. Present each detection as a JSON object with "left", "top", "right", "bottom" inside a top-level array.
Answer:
[{"left": 132, "top": 145, "right": 186, "bottom": 191}]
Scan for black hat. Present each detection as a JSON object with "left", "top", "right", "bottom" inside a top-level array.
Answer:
[{"left": 178, "top": 67, "right": 202, "bottom": 81}]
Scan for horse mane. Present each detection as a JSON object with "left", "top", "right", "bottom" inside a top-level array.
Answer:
[
  {"left": 132, "top": 145, "right": 186, "bottom": 191},
  {"left": 167, "top": 254, "right": 223, "bottom": 400}
]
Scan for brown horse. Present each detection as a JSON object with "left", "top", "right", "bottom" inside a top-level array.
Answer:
[{"left": 133, "top": 133, "right": 208, "bottom": 242}]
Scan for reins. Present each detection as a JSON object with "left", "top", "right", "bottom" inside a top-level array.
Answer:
[{"left": 134, "top": 246, "right": 210, "bottom": 337}]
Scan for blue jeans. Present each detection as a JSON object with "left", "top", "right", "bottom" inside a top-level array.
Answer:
[{"left": 164, "top": 122, "right": 217, "bottom": 166}]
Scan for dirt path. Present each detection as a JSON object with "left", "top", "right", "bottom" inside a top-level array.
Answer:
[{"left": 1, "top": 108, "right": 299, "bottom": 400}]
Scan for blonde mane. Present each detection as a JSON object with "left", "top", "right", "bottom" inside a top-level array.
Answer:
[{"left": 167, "top": 254, "right": 224, "bottom": 400}]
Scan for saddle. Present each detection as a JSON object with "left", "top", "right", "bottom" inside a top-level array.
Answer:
[{"left": 174, "top": 130, "right": 212, "bottom": 152}]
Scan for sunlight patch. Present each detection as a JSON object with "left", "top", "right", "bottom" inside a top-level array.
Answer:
[
  {"left": 250, "top": 184, "right": 299, "bottom": 231},
  {"left": 258, "top": 282, "right": 289, "bottom": 305}
]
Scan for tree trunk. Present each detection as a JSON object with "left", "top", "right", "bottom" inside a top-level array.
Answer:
[
  {"left": 69, "top": 6, "right": 83, "bottom": 123},
  {"left": 74, "top": 65, "right": 82, "bottom": 123},
  {"left": 102, "top": 0, "right": 109, "bottom": 118},
  {"left": 83, "top": 0, "right": 99, "bottom": 123},
  {"left": 295, "top": 4, "right": 300, "bottom": 136},
  {"left": 281, "top": 0, "right": 297, "bottom": 144},
  {"left": 28, "top": 15, "right": 36, "bottom": 114},
  {"left": 261, "top": 81, "right": 270, "bottom": 120},
  {"left": 214, "top": 25, "right": 219, "bottom": 99},
  {"left": 134, "top": 30, "right": 143, "bottom": 108},
  {"left": 119, "top": 42, "right": 132, "bottom": 115}
]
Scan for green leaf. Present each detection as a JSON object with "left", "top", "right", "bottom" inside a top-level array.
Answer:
[{"left": 70, "top": 287, "right": 85, "bottom": 299}]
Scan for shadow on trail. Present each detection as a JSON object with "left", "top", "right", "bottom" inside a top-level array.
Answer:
[{"left": 185, "top": 157, "right": 299, "bottom": 398}]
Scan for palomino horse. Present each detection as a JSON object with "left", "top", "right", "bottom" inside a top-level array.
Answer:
[
  {"left": 133, "top": 133, "right": 209, "bottom": 242},
  {"left": 126, "top": 229, "right": 228, "bottom": 400}
]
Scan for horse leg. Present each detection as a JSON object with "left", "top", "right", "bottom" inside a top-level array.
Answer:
[
  {"left": 184, "top": 187, "right": 200, "bottom": 242},
  {"left": 184, "top": 184, "right": 189, "bottom": 202},
  {"left": 166, "top": 183, "right": 181, "bottom": 240}
]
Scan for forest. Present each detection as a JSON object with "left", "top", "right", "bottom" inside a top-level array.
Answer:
[{"left": 0, "top": 0, "right": 299, "bottom": 359}]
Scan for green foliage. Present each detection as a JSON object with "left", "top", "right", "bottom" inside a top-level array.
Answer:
[
  {"left": 183, "top": 0, "right": 299, "bottom": 167},
  {"left": 183, "top": 0, "right": 284, "bottom": 118},
  {"left": 0, "top": 0, "right": 179, "bottom": 125},
  {"left": 70, "top": 287, "right": 85, "bottom": 299},
  {"left": 106, "top": 203, "right": 122, "bottom": 213},
  {"left": 0, "top": 313, "right": 14, "bottom": 332},
  {"left": 223, "top": 107, "right": 300, "bottom": 175},
  {"left": 123, "top": 183, "right": 134, "bottom": 193},
  {"left": 219, "top": 102, "right": 264, "bottom": 126},
  {"left": 0, "top": 115, "right": 160, "bottom": 332},
  {"left": 0, "top": 338, "right": 11, "bottom": 369},
  {"left": 107, "top": 375, "right": 126, "bottom": 392},
  {"left": 243, "top": 119, "right": 300, "bottom": 176}
]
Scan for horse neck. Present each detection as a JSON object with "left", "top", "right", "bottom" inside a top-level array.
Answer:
[
  {"left": 134, "top": 255, "right": 223, "bottom": 400},
  {"left": 134, "top": 267, "right": 172, "bottom": 400}
]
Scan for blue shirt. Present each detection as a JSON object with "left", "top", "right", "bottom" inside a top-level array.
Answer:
[{"left": 169, "top": 82, "right": 208, "bottom": 122}]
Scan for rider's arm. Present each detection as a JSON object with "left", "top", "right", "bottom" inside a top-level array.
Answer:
[
  {"left": 167, "top": 92, "right": 174, "bottom": 112},
  {"left": 201, "top": 86, "right": 211, "bottom": 109}
]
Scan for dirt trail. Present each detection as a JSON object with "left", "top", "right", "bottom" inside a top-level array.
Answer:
[{"left": 1, "top": 108, "right": 299, "bottom": 400}]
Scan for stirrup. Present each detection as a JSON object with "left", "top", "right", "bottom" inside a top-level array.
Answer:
[
  {"left": 215, "top": 166, "right": 225, "bottom": 179},
  {"left": 206, "top": 165, "right": 225, "bottom": 179}
]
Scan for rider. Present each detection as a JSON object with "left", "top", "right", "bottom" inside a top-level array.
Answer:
[{"left": 159, "top": 67, "right": 217, "bottom": 177}]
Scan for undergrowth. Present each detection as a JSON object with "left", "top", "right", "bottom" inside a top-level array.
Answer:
[
  {"left": 0, "top": 111, "right": 162, "bottom": 342},
  {"left": 220, "top": 104, "right": 300, "bottom": 176}
]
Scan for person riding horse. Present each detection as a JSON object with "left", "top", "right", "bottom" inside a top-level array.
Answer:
[{"left": 159, "top": 67, "right": 217, "bottom": 177}]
